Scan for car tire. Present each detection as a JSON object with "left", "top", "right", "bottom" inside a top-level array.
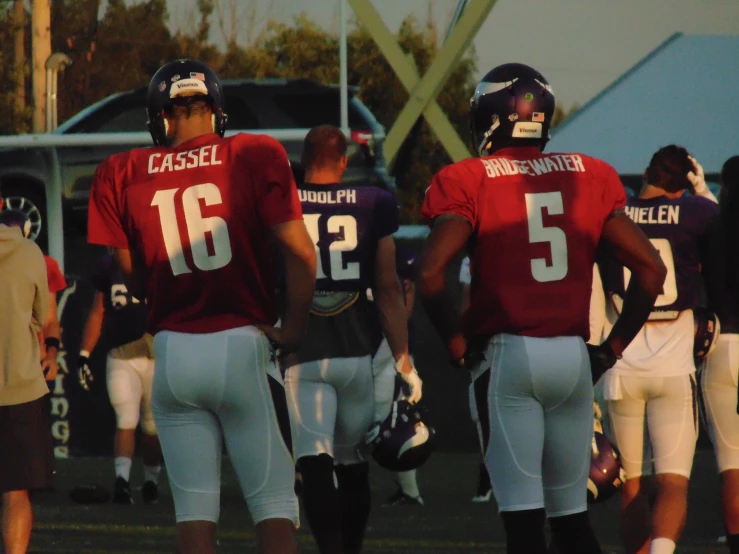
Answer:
[{"left": 1, "top": 183, "right": 46, "bottom": 245}]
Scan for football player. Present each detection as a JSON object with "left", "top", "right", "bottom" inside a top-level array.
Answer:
[
  {"left": 419, "top": 63, "right": 666, "bottom": 554},
  {"left": 596, "top": 146, "right": 718, "bottom": 554},
  {"left": 284, "top": 125, "right": 420, "bottom": 554},
  {"left": 86, "top": 59, "right": 317, "bottom": 554},
  {"left": 459, "top": 256, "right": 493, "bottom": 503},
  {"left": 370, "top": 245, "right": 425, "bottom": 506},
  {"left": 701, "top": 155, "right": 739, "bottom": 553},
  {"left": 77, "top": 254, "right": 162, "bottom": 504}
]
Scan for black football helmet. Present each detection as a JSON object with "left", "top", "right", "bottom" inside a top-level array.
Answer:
[
  {"left": 469, "top": 63, "right": 555, "bottom": 156},
  {"left": 366, "top": 400, "right": 436, "bottom": 471},
  {"left": 587, "top": 431, "right": 625, "bottom": 504},
  {"left": 146, "top": 59, "right": 228, "bottom": 146},
  {"left": 694, "top": 307, "right": 721, "bottom": 359}
]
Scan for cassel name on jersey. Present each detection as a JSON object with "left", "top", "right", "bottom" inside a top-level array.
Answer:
[
  {"left": 147, "top": 145, "right": 222, "bottom": 174},
  {"left": 299, "top": 189, "right": 357, "bottom": 205},
  {"left": 480, "top": 154, "right": 585, "bottom": 179},
  {"left": 624, "top": 205, "right": 679, "bottom": 225}
]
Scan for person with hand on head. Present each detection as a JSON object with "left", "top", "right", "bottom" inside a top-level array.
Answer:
[
  {"left": 0, "top": 209, "right": 54, "bottom": 554},
  {"left": 419, "top": 63, "right": 665, "bottom": 554},
  {"left": 596, "top": 146, "right": 718, "bottom": 554},
  {"left": 87, "top": 59, "right": 316, "bottom": 554},
  {"left": 78, "top": 253, "right": 162, "bottom": 504}
]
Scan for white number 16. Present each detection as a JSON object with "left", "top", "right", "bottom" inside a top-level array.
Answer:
[{"left": 525, "top": 192, "right": 569, "bottom": 283}]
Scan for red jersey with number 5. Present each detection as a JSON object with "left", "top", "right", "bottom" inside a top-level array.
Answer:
[
  {"left": 422, "top": 146, "right": 626, "bottom": 340},
  {"left": 87, "top": 132, "right": 302, "bottom": 335}
]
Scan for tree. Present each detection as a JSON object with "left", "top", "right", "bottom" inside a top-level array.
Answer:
[{"left": 551, "top": 102, "right": 579, "bottom": 130}]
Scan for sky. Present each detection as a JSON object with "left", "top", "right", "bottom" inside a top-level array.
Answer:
[{"left": 159, "top": 0, "right": 739, "bottom": 109}]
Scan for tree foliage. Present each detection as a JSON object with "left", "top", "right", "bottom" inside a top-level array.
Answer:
[{"left": 0, "top": 2, "right": 484, "bottom": 221}]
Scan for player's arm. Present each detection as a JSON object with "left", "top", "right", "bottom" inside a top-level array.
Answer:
[
  {"left": 598, "top": 212, "right": 667, "bottom": 357},
  {"left": 32, "top": 257, "right": 50, "bottom": 335},
  {"left": 403, "top": 279, "right": 415, "bottom": 321},
  {"left": 375, "top": 235, "right": 422, "bottom": 402},
  {"left": 42, "top": 295, "right": 61, "bottom": 382},
  {"left": 459, "top": 257, "right": 471, "bottom": 313},
  {"left": 588, "top": 263, "right": 607, "bottom": 346},
  {"left": 419, "top": 215, "right": 473, "bottom": 365},
  {"left": 114, "top": 248, "right": 147, "bottom": 302},
  {"left": 78, "top": 291, "right": 105, "bottom": 391},
  {"left": 688, "top": 155, "right": 718, "bottom": 203},
  {"left": 264, "top": 219, "right": 317, "bottom": 354}
]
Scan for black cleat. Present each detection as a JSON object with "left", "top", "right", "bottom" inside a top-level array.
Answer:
[
  {"left": 112, "top": 477, "right": 133, "bottom": 504},
  {"left": 142, "top": 480, "right": 159, "bottom": 504}
]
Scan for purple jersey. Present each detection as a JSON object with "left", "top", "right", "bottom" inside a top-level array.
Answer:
[
  {"left": 600, "top": 195, "right": 718, "bottom": 314},
  {"left": 296, "top": 183, "right": 400, "bottom": 362},
  {"left": 91, "top": 255, "right": 149, "bottom": 349}
]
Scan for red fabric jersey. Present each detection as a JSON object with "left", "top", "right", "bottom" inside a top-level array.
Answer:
[
  {"left": 44, "top": 256, "right": 67, "bottom": 293},
  {"left": 422, "top": 147, "right": 626, "bottom": 340},
  {"left": 87, "top": 133, "right": 302, "bottom": 335}
]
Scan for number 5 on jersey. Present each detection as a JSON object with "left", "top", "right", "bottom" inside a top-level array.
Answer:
[
  {"left": 525, "top": 192, "right": 568, "bottom": 283},
  {"left": 151, "top": 184, "right": 233, "bottom": 276}
]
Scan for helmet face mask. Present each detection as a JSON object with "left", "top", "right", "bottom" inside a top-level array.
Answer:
[
  {"left": 469, "top": 63, "right": 555, "bottom": 156},
  {"left": 146, "top": 59, "right": 229, "bottom": 146}
]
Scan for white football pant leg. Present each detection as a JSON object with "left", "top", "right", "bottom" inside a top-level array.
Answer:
[
  {"left": 152, "top": 327, "right": 298, "bottom": 526},
  {"left": 285, "top": 356, "right": 374, "bottom": 465},
  {"left": 702, "top": 333, "right": 739, "bottom": 472},
  {"left": 106, "top": 356, "right": 143, "bottom": 430},
  {"left": 474, "top": 334, "right": 592, "bottom": 516},
  {"left": 609, "top": 374, "right": 697, "bottom": 479}
]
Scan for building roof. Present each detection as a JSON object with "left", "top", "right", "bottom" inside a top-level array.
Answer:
[{"left": 547, "top": 33, "right": 739, "bottom": 176}]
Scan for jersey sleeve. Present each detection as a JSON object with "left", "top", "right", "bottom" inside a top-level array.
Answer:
[
  {"left": 44, "top": 256, "right": 67, "bottom": 293},
  {"left": 596, "top": 160, "right": 627, "bottom": 221},
  {"left": 253, "top": 136, "right": 303, "bottom": 227},
  {"left": 374, "top": 190, "right": 400, "bottom": 239},
  {"left": 421, "top": 163, "right": 478, "bottom": 228},
  {"left": 87, "top": 158, "right": 129, "bottom": 249}
]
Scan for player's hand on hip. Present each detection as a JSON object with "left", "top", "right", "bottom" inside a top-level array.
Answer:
[
  {"left": 78, "top": 355, "right": 94, "bottom": 391},
  {"left": 586, "top": 342, "right": 619, "bottom": 384},
  {"left": 257, "top": 324, "right": 302, "bottom": 355},
  {"left": 395, "top": 356, "right": 422, "bottom": 404}
]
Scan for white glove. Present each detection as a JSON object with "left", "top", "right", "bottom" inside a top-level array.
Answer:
[
  {"left": 687, "top": 155, "right": 707, "bottom": 194},
  {"left": 396, "top": 357, "right": 422, "bottom": 404}
]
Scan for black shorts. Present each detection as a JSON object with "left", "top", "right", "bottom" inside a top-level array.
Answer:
[{"left": 0, "top": 397, "right": 54, "bottom": 494}]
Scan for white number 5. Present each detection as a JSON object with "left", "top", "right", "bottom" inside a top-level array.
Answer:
[
  {"left": 151, "top": 183, "right": 233, "bottom": 276},
  {"left": 525, "top": 192, "right": 568, "bottom": 283}
]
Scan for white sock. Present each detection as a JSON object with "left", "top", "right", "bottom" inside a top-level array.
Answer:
[
  {"left": 397, "top": 469, "right": 420, "bottom": 498},
  {"left": 143, "top": 464, "right": 162, "bottom": 484},
  {"left": 650, "top": 537, "right": 676, "bottom": 554},
  {"left": 114, "top": 457, "right": 132, "bottom": 481}
]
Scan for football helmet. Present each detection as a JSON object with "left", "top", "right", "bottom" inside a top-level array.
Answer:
[
  {"left": 146, "top": 59, "right": 228, "bottom": 146},
  {"left": 469, "top": 63, "right": 555, "bottom": 156},
  {"left": 587, "top": 431, "right": 625, "bottom": 504},
  {"left": 366, "top": 400, "right": 435, "bottom": 471},
  {"left": 694, "top": 307, "right": 721, "bottom": 359}
]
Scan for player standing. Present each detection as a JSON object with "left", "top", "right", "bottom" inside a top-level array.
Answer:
[
  {"left": 87, "top": 59, "right": 316, "bottom": 554},
  {"left": 419, "top": 63, "right": 666, "bottom": 554},
  {"left": 698, "top": 155, "right": 739, "bottom": 553},
  {"left": 77, "top": 254, "right": 162, "bottom": 504},
  {"left": 284, "top": 125, "right": 421, "bottom": 554},
  {"left": 597, "top": 146, "right": 718, "bottom": 554}
]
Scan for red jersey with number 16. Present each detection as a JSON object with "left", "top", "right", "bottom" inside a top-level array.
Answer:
[
  {"left": 87, "top": 132, "right": 302, "bottom": 335},
  {"left": 422, "top": 146, "right": 626, "bottom": 340}
]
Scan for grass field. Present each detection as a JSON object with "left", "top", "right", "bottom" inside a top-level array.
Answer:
[{"left": 27, "top": 449, "right": 729, "bottom": 553}]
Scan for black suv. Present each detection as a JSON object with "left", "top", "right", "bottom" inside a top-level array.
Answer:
[{"left": 0, "top": 78, "right": 393, "bottom": 242}]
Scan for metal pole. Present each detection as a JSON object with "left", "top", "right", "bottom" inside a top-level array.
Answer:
[
  {"left": 339, "top": 0, "right": 349, "bottom": 135},
  {"left": 45, "top": 68, "right": 52, "bottom": 133}
]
